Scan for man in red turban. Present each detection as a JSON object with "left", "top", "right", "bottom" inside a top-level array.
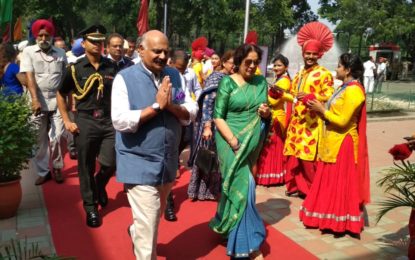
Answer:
[
  {"left": 20, "top": 19, "right": 67, "bottom": 185},
  {"left": 31, "top": 19, "right": 55, "bottom": 38},
  {"left": 31, "top": 19, "right": 55, "bottom": 51},
  {"left": 283, "top": 22, "right": 335, "bottom": 197}
]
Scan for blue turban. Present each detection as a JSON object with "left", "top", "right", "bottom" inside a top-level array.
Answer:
[{"left": 71, "top": 38, "right": 84, "bottom": 57}]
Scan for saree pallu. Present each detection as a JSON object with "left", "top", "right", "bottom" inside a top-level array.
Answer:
[
  {"left": 209, "top": 75, "right": 268, "bottom": 255},
  {"left": 227, "top": 174, "right": 266, "bottom": 257}
]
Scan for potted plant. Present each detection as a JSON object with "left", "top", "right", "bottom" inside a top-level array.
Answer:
[
  {"left": 0, "top": 238, "right": 76, "bottom": 259},
  {"left": 0, "top": 94, "right": 36, "bottom": 219},
  {"left": 377, "top": 143, "right": 415, "bottom": 258}
]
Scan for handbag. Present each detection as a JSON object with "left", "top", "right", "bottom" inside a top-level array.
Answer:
[{"left": 195, "top": 140, "right": 218, "bottom": 175}]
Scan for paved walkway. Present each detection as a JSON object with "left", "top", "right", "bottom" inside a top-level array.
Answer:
[{"left": 1, "top": 116, "right": 415, "bottom": 259}]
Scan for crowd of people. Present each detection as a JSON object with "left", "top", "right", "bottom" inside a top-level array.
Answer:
[{"left": 1, "top": 19, "right": 394, "bottom": 259}]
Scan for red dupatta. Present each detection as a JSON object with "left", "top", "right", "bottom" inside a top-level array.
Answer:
[{"left": 350, "top": 81, "right": 370, "bottom": 204}]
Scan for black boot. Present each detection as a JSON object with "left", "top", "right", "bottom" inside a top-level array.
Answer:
[
  {"left": 164, "top": 192, "right": 177, "bottom": 221},
  {"left": 95, "top": 166, "right": 114, "bottom": 207}
]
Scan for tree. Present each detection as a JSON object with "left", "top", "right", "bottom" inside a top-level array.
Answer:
[
  {"left": 319, "top": 0, "right": 415, "bottom": 59},
  {"left": 12, "top": 0, "right": 317, "bottom": 55}
]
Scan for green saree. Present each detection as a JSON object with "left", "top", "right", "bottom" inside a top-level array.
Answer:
[{"left": 209, "top": 75, "right": 268, "bottom": 236}]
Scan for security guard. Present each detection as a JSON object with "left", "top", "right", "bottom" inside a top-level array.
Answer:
[{"left": 57, "top": 25, "right": 117, "bottom": 228}]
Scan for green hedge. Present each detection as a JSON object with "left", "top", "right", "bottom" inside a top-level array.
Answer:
[{"left": 0, "top": 94, "right": 36, "bottom": 182}]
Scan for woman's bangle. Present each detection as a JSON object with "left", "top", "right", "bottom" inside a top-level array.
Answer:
[{"left": 232, "top": 142, "right": 241, "bottom": 151}]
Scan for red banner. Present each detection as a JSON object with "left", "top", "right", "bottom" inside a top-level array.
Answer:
[
  {"left": 13, "top": 16, "right": 22, "bottom": 41},
  {"left": 136, "top": 0, "right": 149, "bottom": 36}
]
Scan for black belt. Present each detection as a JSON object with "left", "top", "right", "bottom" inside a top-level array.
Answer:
[{"left": 78, "top": 109, "right": 110, "bottom": 119}]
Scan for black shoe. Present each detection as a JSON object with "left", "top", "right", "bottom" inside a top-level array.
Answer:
[
  {"left": 164, "top": 205, "right": 177, "bottom": 221},
  {"left": 69, "top": 150, "right": 77, "bottom": 160},
  {"left": 95, "top": 176, "right": 108, "bottom": 207},
  {"left": 86, "top": 210, "right": 101, "bottom": 228}
]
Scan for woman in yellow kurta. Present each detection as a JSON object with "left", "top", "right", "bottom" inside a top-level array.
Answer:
[
  {"left": 299, "top": 53, "right": 370, "bottom": 236},
  {"left": 256, "top": 54, "right": 293, "bottom": 186}
]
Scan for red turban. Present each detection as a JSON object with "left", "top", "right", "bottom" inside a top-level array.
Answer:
[
  {"left": 32, "top": 19, "right": 55, "bottom": 38},
  {"left": 191, "top": 36, "right": 208, "bottom": 52},
  {"left": 303, "top": 40, "right": 322, "bottom": 54},
  {"left": 193, "top": 50, "right": 204, "bottom": 61},
  {"left": 297, "top": 22, "right": 333, "bottom": 58}
]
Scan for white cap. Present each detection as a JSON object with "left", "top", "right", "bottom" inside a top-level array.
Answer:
[{"left": 17, "top": 40, "right": 29, "bottom": 52}]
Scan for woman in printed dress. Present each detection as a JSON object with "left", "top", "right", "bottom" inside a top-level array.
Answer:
[
  {"left": 300, "top": 53, "right": 370, "bottom": 236},
  {"left": 256, "top": 54, "right": 292, "bottom": 186},
  {"left": 188, "top": 50, "right": 235, "bottom": 201}
]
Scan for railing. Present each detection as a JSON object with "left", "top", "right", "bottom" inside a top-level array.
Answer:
[{"left": 366, "top": 78, "right": 415, "bottom": 112}]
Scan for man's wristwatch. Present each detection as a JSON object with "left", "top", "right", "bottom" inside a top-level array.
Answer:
[{"left": 151, "top": 102, "right": 161, "bottom": 113}]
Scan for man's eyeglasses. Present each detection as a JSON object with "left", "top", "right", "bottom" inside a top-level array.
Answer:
[{"left": 244, "top": 59, "right": 260, "bottom": 67}]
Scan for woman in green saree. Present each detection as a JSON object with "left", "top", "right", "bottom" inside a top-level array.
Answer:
[{"left": 211, "top": 44, "right": 271, "bottom": 259}]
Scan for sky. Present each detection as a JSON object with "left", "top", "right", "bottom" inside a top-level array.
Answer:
[{"left": 308, "top": 0, "right": 336, "bottom": 30}]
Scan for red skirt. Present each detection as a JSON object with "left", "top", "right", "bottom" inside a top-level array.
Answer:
[
  {"left": 256, "top": 121, "right": 286, "bottom": 186},
  {"left": 299, "top": 135, "right": 364, "bottom": 234}
]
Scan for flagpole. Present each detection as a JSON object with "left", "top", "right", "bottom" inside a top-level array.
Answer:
[
  {"left": 163, "top": 0, "right": 167, "bottom": 34},
  {"left": 243, "top": 0, "right": 250, "bottom": 42}
]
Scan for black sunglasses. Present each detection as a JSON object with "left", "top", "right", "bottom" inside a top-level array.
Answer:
[{"left": 244, "top": 59, "right": 260, "bottom": 66}]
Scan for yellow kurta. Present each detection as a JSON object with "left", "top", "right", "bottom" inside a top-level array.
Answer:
[
  {"left": 193, "top": 62, "right": 204, "bottom": 87},
  {"left": 269, "top": 75, "right": 292, "bottom": 131},
  {"left": 283, "top": 64, "right": 334, "bottom": 161},
  {"left": 318, "top": 84, "right": 365, "bottom": 163}
]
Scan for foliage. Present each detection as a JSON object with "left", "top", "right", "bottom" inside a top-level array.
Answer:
[
  {"left": 318, "top": 0, "right": 415, "bottom": 59},
  {"left": 10, "top": 0, "right": 316, "bottom": 56},
  {"left": 376, "top": 160, "right": 415, "bottom": 223},
  {"left": 0, "top": 94, "right": 36, "bottom": 182},
  {"left": 0, "top": 238, "right": 75, "bottom": 260}
]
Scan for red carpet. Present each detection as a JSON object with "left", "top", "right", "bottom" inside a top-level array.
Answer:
[{"left": 42, "top": 154, "right": 317, "bottom": 259}]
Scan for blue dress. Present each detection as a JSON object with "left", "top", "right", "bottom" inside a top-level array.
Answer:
[
  {"left": 1, "top": 63, "right": 23, "bottom": 96},
  {"left": 188, "top": 71, "right": 224, "bottom": 200}
]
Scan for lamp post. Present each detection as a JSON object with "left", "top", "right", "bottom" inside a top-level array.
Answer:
[
  {"left": 243, "top": 0, "right": 250, "bottom": 42},
  {"left": 163, "top": 0, "right": 168, "bottom": 34}
]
